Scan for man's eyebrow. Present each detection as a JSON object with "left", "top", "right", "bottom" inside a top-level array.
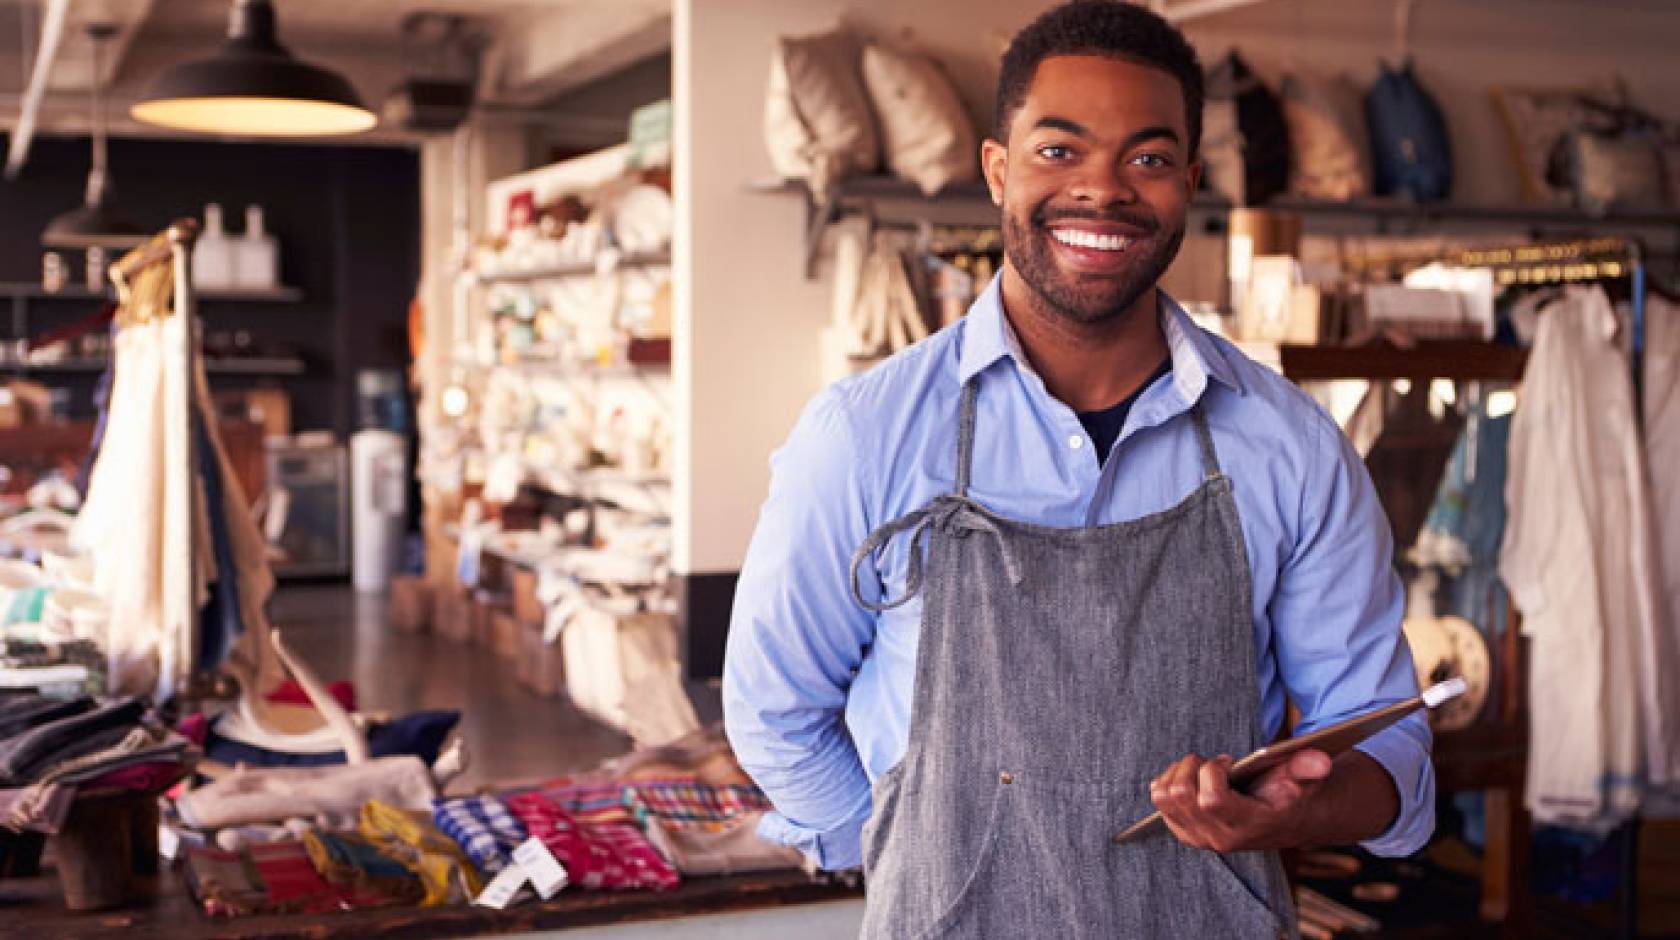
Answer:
[
  {"left": 1122, "top": 125, "right": 1182, "bottom": 150},
  {"left": 1032, "top": 116, "right": 1090, "bottom": 137},
  {"left": 1030, "top": 118, "right": 1183, "bottom": 151}
]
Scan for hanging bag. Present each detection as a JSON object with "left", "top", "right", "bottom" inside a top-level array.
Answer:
[{"left": 1365, "top": 60, "right": 1452, "bottom": 202}]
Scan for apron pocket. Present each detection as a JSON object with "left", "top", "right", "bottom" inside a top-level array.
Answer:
[
  {"left": 1207, "top": 848, "right": 1291, "bottom": 934},
  {"left": 861, "top": 761, "right": 909, "bottom": 877},
  {"left": 904, "top": 780, "right": 1007, "bottom": 940}
]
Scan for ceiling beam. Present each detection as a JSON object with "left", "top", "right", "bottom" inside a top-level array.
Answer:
[
  {"left": 482, "top": 5, "right": 670, "bottom": 107},
  {"left": 1161, "top": 0, "right": 1281, "bottom": 22},
  {"left": 5, "top": 0, "right": 70, "bottom": 178}
]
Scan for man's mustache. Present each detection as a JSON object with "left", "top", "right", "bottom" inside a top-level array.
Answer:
[{"left": 1031, "top": 204, "right": 1160, "bottom": 234}]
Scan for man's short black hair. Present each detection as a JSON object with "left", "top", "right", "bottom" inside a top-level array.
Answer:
[{"left": 995, "top": 0, "right": 1204, "bottom": 159}]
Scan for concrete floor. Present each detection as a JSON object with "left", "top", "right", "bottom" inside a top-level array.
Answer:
[{"left": 270, "top": 582, "right": 707, "bottom": 792}]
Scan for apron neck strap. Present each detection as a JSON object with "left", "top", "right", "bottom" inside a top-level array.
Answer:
[
  {"left": 955, "top": 380, "right": 979, "bottom": 497},
  {"left": 1190, "top": 404, "right": 1223, "bottom": 481}
]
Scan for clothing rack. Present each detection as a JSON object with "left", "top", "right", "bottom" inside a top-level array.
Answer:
[{"left": 1444, "top": 235, "right": 1649, "bottom": 940}]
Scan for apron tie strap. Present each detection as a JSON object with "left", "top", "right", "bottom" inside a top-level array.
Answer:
[{"left": 849, "top": 495, "right": 1024, "bottom": 612}]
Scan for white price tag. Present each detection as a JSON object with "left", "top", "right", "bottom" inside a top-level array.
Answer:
[
  {"left": 513, "top": 837, "right": 570, "bottom": 899},
  {"left": 473, "top": 864, "right": 530, "bottom": 909},
  {"left": 158, "top": 824, "right": 181, "bottom": 861}
]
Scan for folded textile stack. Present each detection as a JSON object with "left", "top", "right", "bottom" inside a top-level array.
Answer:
[
  {"left": 175, "top": 755, "right": 438, "bottom": 831},
  {"left": 184, "top": 840, "right": 396, "bottom": 917},
  {"left": 168, "top": 723, "right": 802, "bottom": 919},
  {"left": 623, "top": 781, "right": 802, "bottom": 877},
  {"left": 505, "top": 790, "right": 679, "bottom": 891},
  {"left": 195, "top": 709, "right": 461, "bottom": 770},
  {"left": 0, "top": 694, "right": 192, "bottom": 835}
]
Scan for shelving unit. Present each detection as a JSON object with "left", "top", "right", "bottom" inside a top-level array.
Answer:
[
  {"left": 1278, "top": 340, "right": 1528, "bottom": 383},
  {"left": 752, "top": 176, "right": 1680, "bottom": 279}
]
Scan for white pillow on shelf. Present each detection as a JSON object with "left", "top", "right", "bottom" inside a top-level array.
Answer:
[
  {"left": 860, "top": 42, "right": 979, "bottom": 197},
  {"left": 763, "top": 26, "right": 880, "bottom": 198}
]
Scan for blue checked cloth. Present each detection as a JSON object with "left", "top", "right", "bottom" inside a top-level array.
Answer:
[{"left": 432, "top": 795, "right": 529, "bottom": 875}]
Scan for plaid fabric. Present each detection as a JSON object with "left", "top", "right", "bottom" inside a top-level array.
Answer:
[
  {"left": 536, "top": 779, "right": 655, "bottom": 826},
  {"left": 183, "top": 841, "right": 389, "bottom": 918},
  {"left": 621, "top": 781, "right": 774, "bottom": 829},
  {"left": 506, "top": 790, "right": 678, "bottom": 891},
  {"left": 432, "top": 795, "right": 529, "bottom": 875}
]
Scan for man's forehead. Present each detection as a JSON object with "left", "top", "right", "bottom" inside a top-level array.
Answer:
[{"left": 1018, "top": 54, "right": 1185, "bottom": 122}]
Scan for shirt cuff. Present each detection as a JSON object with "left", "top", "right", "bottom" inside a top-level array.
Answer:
[
  {"left": 1354, "top": 724, "right": 1436, "bottom": 857},
  {"left": 757, "top": 810, "right": 864, "bottom": 871}
]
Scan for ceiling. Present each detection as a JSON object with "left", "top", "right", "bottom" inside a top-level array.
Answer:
[{"left": 0, "top": 0, "right": 670, "bottom": 144}]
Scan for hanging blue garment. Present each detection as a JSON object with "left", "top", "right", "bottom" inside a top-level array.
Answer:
[
  {"left": 76, "top": 324, "right": 119, "bottom": 499},
  {"left": 195, "top": 410, "right": 244, "bottom": 671},
  {"left": 1417, "top": 397, "right": 1513, "bottom": 633}
]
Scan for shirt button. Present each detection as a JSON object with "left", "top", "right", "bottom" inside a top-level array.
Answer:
[
  {"left": 999, "top": 772, "right": 1014, "bottom": 785},
  {"left": 1068, "top": 435, "right": 1084, "bottom": 450}
]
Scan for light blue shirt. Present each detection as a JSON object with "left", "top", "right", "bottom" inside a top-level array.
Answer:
[{"left": 723, "top": 277, "right": 1434, "bottom": 870}]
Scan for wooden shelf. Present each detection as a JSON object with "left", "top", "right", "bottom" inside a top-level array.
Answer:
[
  {"left": 2, "top": 356, "right": 306, "bottom": 376},
  {"left": 475, "top": 249, "right": 671, "bottom": 284},
  {"left": 753, "top": 175, "right": 1680, "bottom": 279},
  {"left": 1278, "top": 340, "right": 1528, "bottom": 383},
  {"left": 0, "top": 282, "right": 304, "bottom": 303}
]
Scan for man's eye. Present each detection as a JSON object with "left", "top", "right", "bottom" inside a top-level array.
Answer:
[
  {"left": 1133, "top": 153, "right": 1173, "bottom": 168},
  {"left": 1038, "top": 145, "right": 1073, "bottom": 161}
]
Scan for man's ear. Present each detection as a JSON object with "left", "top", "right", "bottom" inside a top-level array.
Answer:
[
  {"left": 981, "top": 137, "right": 1007, "bottom": 207},
  {"left": 1185, "top": 158, "right": 1203, "bottom": 199}
]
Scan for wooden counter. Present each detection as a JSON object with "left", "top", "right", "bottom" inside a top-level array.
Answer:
[{"left": 0, "top": 865, "right": 861, "bottom": 940}]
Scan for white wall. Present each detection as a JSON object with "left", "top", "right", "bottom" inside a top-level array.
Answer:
[{"left": 675, "top": 0, "right": 1680, "bottom": 575}]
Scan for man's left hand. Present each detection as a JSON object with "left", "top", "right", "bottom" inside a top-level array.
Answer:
[{"left": 1149, "top": 749, "right": 1333, "bottom": 852}]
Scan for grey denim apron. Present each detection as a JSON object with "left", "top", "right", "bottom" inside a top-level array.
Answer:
[{"left": 849, "top": 380, "right": 1295, "bottom": 939}]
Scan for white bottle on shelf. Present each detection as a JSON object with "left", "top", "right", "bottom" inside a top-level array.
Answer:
[
  {"left": 192, "top": 204, "right": 235, "bottom": 291},
  {"left": 234, "top": 204, "right": 280, "bottom": 291}
]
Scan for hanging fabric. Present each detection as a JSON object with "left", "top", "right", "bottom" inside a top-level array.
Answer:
[
  {"left": 1500, "top": 285, "right": 1673, "bottom": 833},
  {"left": 1638, "top": 292, "right": 1680, "bottom": 813},
  {"left": 74, "top": 249, "right": 196, "bottom": 697}
]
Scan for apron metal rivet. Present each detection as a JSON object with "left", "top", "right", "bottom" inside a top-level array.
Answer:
[{"left": 998, "top": 772, "right": 1014, "bottom": 785}]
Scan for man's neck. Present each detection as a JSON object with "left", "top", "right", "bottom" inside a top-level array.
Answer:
[{"left": 998, "top": 265, "right": 1171, "bottom": 413}]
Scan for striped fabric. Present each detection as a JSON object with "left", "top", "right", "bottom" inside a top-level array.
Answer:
[
  {"left": 432, "top": 795, "right": 529, "bottom": 875},
  {"left": 506, "top": 790, "right": 679, "bottom": 891},
  {"left": 621, "top": 781, "right": 774, "bottom": 829}
]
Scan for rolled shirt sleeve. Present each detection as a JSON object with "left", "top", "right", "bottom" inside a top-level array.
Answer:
[
  {"left": 1271, "top": 409, "right": 1435, "bottom": 857},
  {"left": 723, "top": 387, "right": 878, "bottom": 870}
]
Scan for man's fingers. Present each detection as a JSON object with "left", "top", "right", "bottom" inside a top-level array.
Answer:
[
  {"left": 1288, "top": 749, "right": 1333, "bottom": 782},
  {"left": 1152, "top": 756, "right": 1211, "bottom": 847},
  {"left": 1196, "top": 755, "right": 1235, "bottom": 809}
]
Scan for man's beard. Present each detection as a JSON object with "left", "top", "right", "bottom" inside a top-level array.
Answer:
[{"left": 1002, "top": 200, "right": 1185, "bottom": 325}]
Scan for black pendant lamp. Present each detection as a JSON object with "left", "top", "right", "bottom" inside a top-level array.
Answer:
[
  {"left": 43, "top": 24, "right": 146, "bottom": 250},
  {"left": 131, "top": 0, "right": 376, "bottom": 137}
]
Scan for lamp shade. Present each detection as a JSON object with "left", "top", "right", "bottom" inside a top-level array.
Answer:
[
  {"left": 131, "top": 0, "right": 375, "bottom": 137},
  {"left": 42, "top": 202, "right": 148, "bottom": 250}
]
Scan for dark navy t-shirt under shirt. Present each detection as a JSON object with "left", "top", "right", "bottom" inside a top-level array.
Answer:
[{"left": 1077, "top": 357, "right": 1173, "bottom": 467}]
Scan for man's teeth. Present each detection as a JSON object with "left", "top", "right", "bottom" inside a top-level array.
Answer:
[{"left": 1051, "top": 229, "right": 1132, "bottom": 251}]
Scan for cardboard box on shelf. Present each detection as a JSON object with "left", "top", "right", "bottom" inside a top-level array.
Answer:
[
  {"left": 424, "top": 526, "right": 459, "bottom": 592},
  {"left": 389, "top": 576, "right": 432, "bottom": 635},
  {"left": 434, "top": 582, "right": 473, "bottom": 644},
  {"left": 492, "top": 610, "right": 521, "bottom": 660},
  {"left": 518, "top": 618, "right": 566, "bottom": 697},
  {"left": 513, "top": 567, "right": 544, "bottom": 626}
]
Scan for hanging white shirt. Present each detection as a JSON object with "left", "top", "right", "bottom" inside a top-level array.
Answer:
[
  {"left": 1639, "top": 293, "right": 1680, "bottom": 809},
  {"left": 1500, "top": 286, "right": 1665, "bottom": 832}
]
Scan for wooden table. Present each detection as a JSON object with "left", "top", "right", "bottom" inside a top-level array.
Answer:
[{"left": 0, "top": 865, "right": 861, "bottom": 940}]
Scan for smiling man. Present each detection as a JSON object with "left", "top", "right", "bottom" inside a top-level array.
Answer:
[{"left": 723, "top": 2, "right": 1433, "bottom": 937}]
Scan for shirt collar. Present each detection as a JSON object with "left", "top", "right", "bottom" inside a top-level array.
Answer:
[{"left": 957, "top": 274, "right": 1245, "bottom": 399}]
